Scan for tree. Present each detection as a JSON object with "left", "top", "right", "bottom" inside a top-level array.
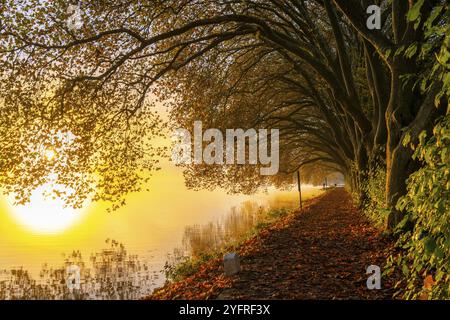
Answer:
[
  {"left": 332, "top": 0, "right": 448, "bottom": 227},
  {"left": 0, "top": 0, "right": 448, "bottom": 229}
]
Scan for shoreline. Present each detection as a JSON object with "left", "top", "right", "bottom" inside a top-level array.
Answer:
[{"left": 145, "top": 192, "right": 328, "bottom": 300}]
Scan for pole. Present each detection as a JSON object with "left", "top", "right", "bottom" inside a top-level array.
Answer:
[{"left": 297, "top": 170, "right": 302, "bottom": 210}]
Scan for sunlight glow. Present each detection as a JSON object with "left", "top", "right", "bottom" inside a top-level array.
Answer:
[
  {"left": 7, "top": 184, "right": 88, "bottom": 234},
  {"left": 44, "top": 149, "right": 56, "bottom": 161}
]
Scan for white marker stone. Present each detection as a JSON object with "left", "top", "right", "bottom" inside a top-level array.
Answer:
[{"left": 223, "top": 252, "right": 241, "bottom": 276}]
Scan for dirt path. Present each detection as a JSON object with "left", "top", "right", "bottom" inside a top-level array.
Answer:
[{"left": 149, "top": 188, "right": 397, "bottom": 300}]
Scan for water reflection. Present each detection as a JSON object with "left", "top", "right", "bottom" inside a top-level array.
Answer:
[
  {"left": 0, "top": 239, "right": 155, "bottom": 300},
  {"left": 181, "top": 201, "right": 265, "bottom": 258}
]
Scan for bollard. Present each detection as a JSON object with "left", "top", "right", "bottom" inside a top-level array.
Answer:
[{"left": 223, "top": 252, "right": 241, "bottom": 276}]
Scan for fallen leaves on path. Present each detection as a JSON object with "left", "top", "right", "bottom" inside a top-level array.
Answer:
[{"left": 147, "top": 188, "right": 397, "bottom": 300}]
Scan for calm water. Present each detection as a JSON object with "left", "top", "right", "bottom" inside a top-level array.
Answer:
[{"left": 0, "top": 161, "right": 321, "bottom": 299}]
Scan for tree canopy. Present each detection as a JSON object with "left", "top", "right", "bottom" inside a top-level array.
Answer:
[{"left": 0, "top": 0, "right": 448, "bottom": 220}]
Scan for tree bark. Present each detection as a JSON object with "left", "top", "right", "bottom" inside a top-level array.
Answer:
[
  {"left": 384, "top": 68, "right": 447, "bottom": 232},
  {"left": 384, "top": 60, "right": 415, "bottom": 230}
]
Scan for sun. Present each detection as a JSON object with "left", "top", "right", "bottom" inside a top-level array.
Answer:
[
  {"left": 7, "top": 184, "right": 88, "bottom": 234},
  {"left": 44, "top": 149, "right": 56, "bottom": 161}
]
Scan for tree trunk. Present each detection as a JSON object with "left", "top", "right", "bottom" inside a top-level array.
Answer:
[
  {"left": 384, "top": 64, "right": 415, "bottom": 231},
  {"left": 385, "top": 143, "right": 413, "bottom": 230},
  {"left": 385, "top": 81, "right": 447, "bottom": 231}
]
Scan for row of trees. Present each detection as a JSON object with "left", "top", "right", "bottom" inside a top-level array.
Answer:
[{"left": 0, "top": 1, "right": 448, "bottom": 229}]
